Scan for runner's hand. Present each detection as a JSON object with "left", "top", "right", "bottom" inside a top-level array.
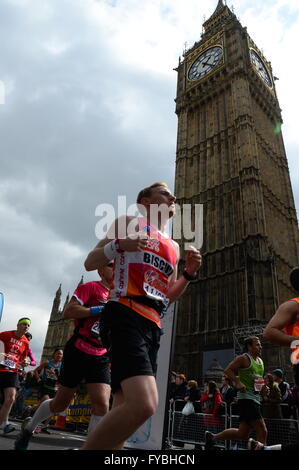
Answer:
[
  {"left": 185, "top": 247, "right": 202, "bottom": 276},
  {"left": 118, "top": 235, "right": 148, "bottom": 252},
  {"left": 236, "top": 382, "right": 246, "bottom": 393}
]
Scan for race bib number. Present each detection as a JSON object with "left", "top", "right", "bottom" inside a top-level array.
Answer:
[
  {"left": 0, "top": 359, "right": 16, "bottom": 369},
  {"left": 143, "top": 283, "right": 168, "bottom": 304},
  {"left": 90, "top": 320, "right": 101, "bottom": 340},
  {"left": 254, "top": 377, "right": 264, "bottom": 392}
]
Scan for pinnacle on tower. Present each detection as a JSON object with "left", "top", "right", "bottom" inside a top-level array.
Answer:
[
  {"left": 62, "top": 293, "right": 70, "bottom": 313},
  {"left": 214, "top": 0, "right": 225, "bottom": 14},
  {"left": 50, "top": 283, "right": 62, "bottom": 319}
]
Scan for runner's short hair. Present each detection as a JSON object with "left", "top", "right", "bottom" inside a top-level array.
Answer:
[
  {"left": 136, "top": 182, "right": 169, "bottom": 204},
  {"left": 243, "top": 336, "right": 260, "bottom": 352},
  {"left": 52, "top": 348, "right": 63, "bottom": 357}
]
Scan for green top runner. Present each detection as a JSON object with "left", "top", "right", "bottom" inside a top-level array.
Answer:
[{"left": 237, "top": 353, "right": 264, "bottom": 404}]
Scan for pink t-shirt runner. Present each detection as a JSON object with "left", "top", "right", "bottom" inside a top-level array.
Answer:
[{"left": 72, "top": 281, "right": 110, "bottom": 356}]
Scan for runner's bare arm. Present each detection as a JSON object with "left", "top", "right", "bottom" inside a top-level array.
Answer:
[
  {"left": 224, "top": 355, "right": 249, "bottom": 392},
  {"left": 33, "top": 361, "right": 48, "bottom": 380},
  {"left": 263, "top": 300, "right": 299, "bottom": 346},
  {"left": 84, "top": 216, "right": 148, "bottom": 271},
  {"left": 167, "top": 245, "right": 202, "bottom": 303},
  {"left": 63, "top": 298, "right": 93, "bottom": 320}
]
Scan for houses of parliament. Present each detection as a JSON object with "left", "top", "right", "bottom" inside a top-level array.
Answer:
[{"left": 41, "top": 1, "right": 299, "bottom": 382}]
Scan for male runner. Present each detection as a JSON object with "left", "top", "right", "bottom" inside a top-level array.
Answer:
[
  {"left": 247, "top": 266, "right": 299, "bottom": 451},
  {"left": 205, "top": 336, "right": 267, "bottom": 450},
  {"left": 14, "top": 264, "right": 113, "bottom": 450},
  {"left": 82, "top": 181, "right": 202, "bottom": 450},
  {"left": 263, "top": 267, "right": 299, "bottom": 387},
  {"left": 0, "top": 318, "right": 30, "bottom": 434}
]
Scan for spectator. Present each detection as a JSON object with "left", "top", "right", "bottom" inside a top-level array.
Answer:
[
  {"left": 167, "top": 371, "right": 177, "bottom": 403},
  {"left": 261, "top": 373, "right": 282, "bottom": 419},
  {"left": 169, "top": 373, "right": 188, "bottom": 449},
  {"left": 200, "top": 381, "right": 223, "bottom": 433},
  {"left": 288, "top": 385, "right": 299, "bottom": 419},
  {"left": 272, "top": 369, "right": 290, "bottom": 418},
  {"left": 170, "top": 374, "right": 188, "bottom": 409},
  {"left": 184, "top": 380, "right": 201, "bottom": 413},
  {"left": 220, "top": 376, "right": 237, "bottom": 410}
]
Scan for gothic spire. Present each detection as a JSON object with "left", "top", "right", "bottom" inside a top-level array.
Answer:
[
  {"left": 214, "top": 0, "right": 225, "bottom": 14},
  {"left": 50, "top": 284, "right": 62, "bottom": 319},
  {"left": 77, "top": 275, "right": 84, "bottom": 287},
  {"left": 210, "top": 0, "right": 226, "bottom": 18},
  {"left": 203, "top": 0, "right": 234, "bottom": 36}
]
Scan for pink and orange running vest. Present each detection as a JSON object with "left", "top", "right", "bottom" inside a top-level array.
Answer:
[{"left": 110, "top": 218, "right": 178, "bottom": 328}]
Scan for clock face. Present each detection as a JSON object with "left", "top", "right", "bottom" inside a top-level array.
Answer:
[
  {"left": 188, "top": 46, "right": 223, "bottom": 81},
  {"left": 250, "top": 49, "right": 273, "bottom": 88}
]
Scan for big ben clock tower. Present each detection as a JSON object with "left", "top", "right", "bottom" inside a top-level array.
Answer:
[{"left": 174, "top": 1, "right": 299, "bottom": 379}]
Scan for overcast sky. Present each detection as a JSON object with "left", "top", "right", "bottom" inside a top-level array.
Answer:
[{"left": 0, "top": 0, "right": 298, "bottom": 363}]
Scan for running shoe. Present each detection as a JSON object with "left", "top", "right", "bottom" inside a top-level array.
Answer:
[
  {"left": 204, "top": 431, "right": 215, "bottom": 451},
  {"left": 248, "top": 438, "right": 264, "bottom": 451},
  {"left": 3, "top": 424, "right": 16, "bottom": 435},
  {"left": 14, "top": 417, "right": 33, "bottom": 450},
  {"left": 34, "top": 425, "right": 41, "bottom": 434}
]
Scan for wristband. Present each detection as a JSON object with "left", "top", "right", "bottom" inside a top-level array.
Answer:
[
  {"left": 115, "top": 238, "right": 124, "bottom": 253},
  {"left": 182, "top": 269, "right": 197, "bottom": 281},
  {"left": 103, "top": 239, "right": 124, "bottom": 261},
  {"left": 90, "top": 306, "right": 105, "bottom": 317},
  {"left": 103, "top": 240, "right": 118, "bottom": 260}
]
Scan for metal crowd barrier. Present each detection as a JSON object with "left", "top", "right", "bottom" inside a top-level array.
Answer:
[
  {"left": 168, "top": 400, "right": 228, "bottom": 449},
  {"left": 167, "top": 400, "right": 299, "bottom": 450}
]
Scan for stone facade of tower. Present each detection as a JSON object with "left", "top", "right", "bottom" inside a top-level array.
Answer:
[
  {"left": 41, "top": 276, "right": 84, "bottom": 362},
  {"left": 173, "top": 1, "right": 299, "bottom": 381}
]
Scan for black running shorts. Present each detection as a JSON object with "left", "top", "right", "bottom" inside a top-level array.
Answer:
[
  {"left": 0, "top": 371, "right": 20, "bottom": 389},
  {"left": 237, "top": 399, "right": 263, "bottom": 423},
  {"left": 59, "top": 340, "right": 111, "bottom": 388},
  {"left": 101, "top": 301, "right": 162, "bottom": 393},
  {"left": 38, "top": 384, "right": 57, "bottom": 399}
]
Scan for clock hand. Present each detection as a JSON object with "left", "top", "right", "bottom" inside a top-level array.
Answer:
[{"left": 202, "top": 60, "right": 212, "bottom": 67}]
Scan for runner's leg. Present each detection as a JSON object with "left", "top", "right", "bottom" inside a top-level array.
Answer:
[
  {"left": 250, "top": 418, "right": 267, "bottom": 444},
  {"left": 212, "top": 421, "right": 252, "bottom": 441},
  {"left": 25, "top": 386, "right": 76, "bottom": 432},
  {"left": 0, "top": 387, "right": 16, "bottom": 427},
  {"left": 82, "top": 375, "right": 158, "bottom": 450},
  {"left": 86, "top": 382, "right": 110, "bottom": 434}
]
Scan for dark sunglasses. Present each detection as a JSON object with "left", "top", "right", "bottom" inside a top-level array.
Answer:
[{"left": 107, "top": 263, "right": 114, "bottom": 268}]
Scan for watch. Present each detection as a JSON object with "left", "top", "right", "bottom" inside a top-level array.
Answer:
[
  {"left": 183, "top": 269, "right": 198, "bottom": 281},
  {"left": 250, "top": 49, "right": 272, "bottom": 88},
  {"left": 188, "top": 46, "right": 223, "bottom": 81}
]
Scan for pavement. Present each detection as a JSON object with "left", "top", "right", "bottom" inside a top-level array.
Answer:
[{"left": 0, "top": 419, "right": 86, "bottom": 451}]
